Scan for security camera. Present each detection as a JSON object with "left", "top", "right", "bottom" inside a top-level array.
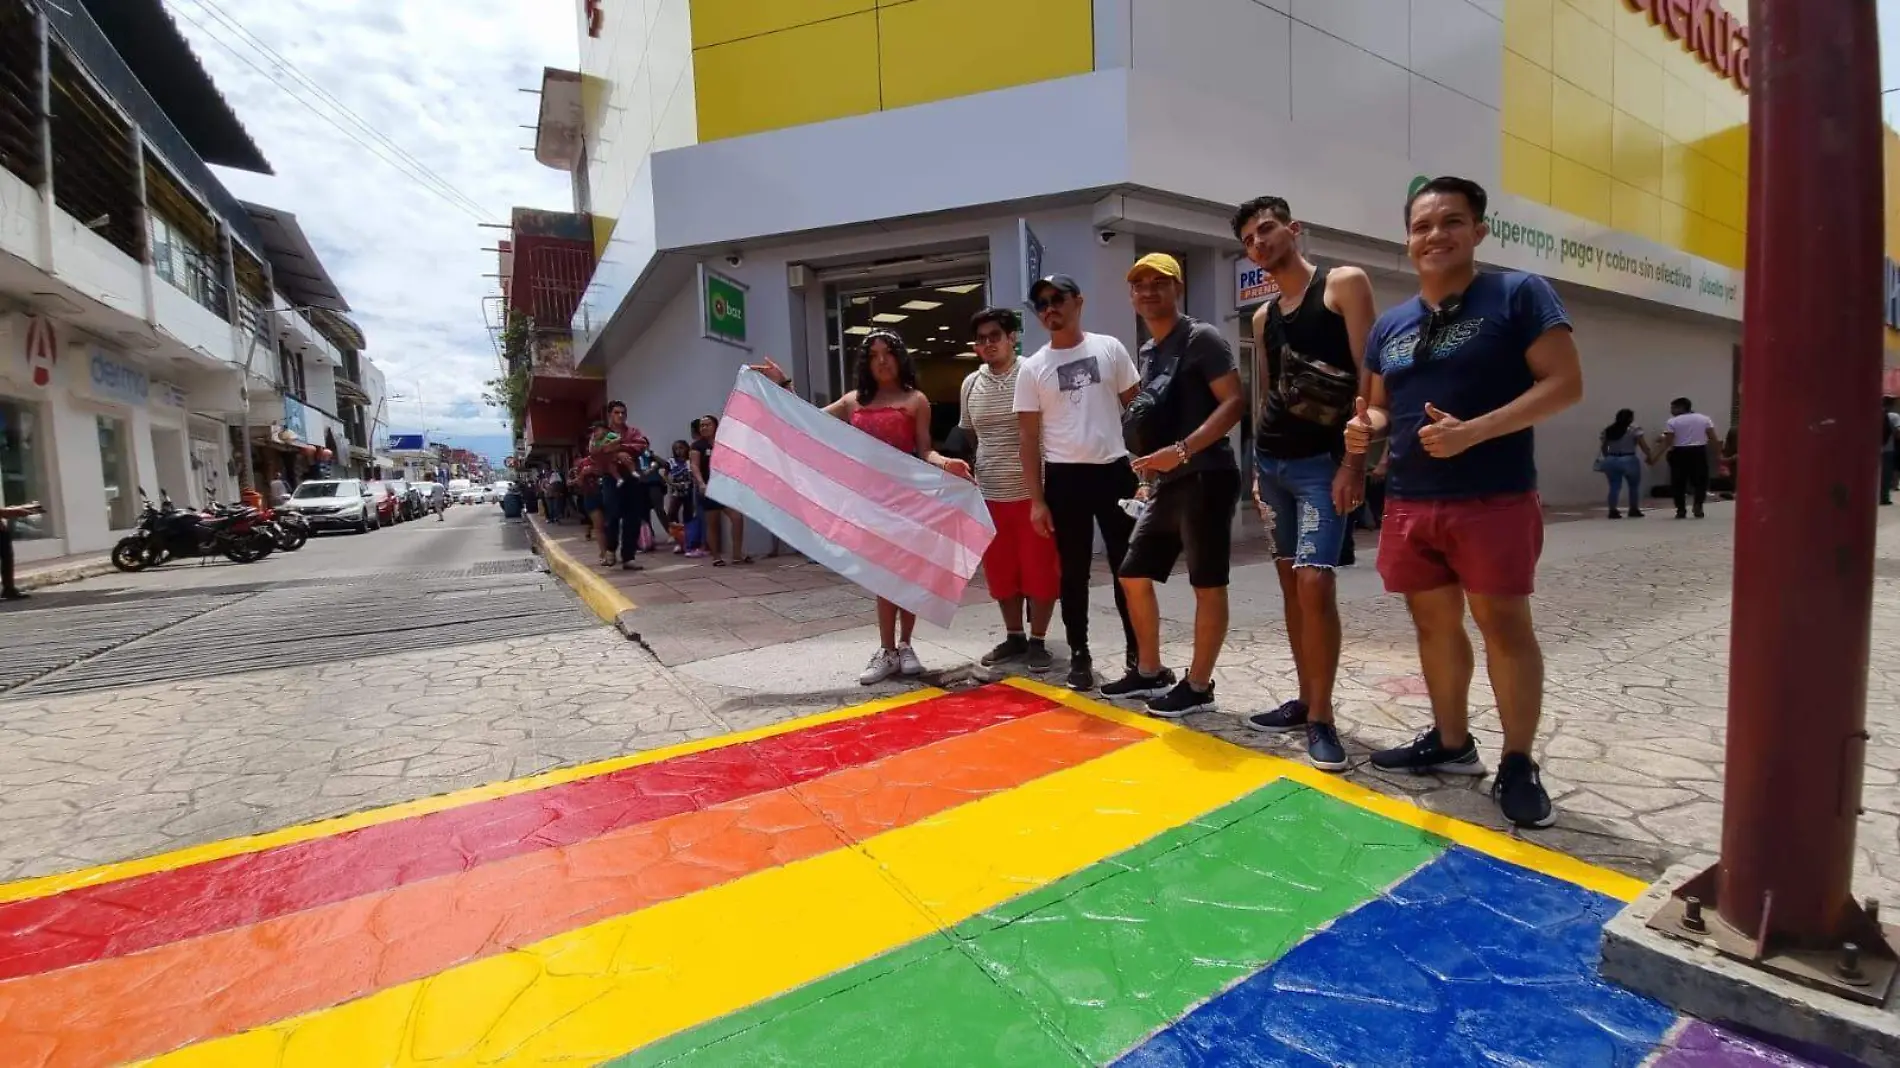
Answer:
[
  {"left": 724, "top": 252, "right": 744, "bottom": 268},
  {"left": 1096, "top": 230, "right": 1117, "bottom": 245}
]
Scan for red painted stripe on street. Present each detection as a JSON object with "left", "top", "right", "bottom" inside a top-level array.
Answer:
[
  {"left": 721, "top": 390, "right": 990, "bottom": 550},
  {"left": 0, "top": 709, "right": 1148, "bottom": 1068},
  {"left": 0, "top": 686, "right": 1059, "bottom": 982},
  {"left": 712, "top": 444, "right": 969, "bottom": 603}
]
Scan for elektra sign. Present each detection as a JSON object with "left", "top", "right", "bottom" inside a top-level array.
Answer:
[{"left": 1624, "top": 0, "right": 1750, "bottom": 92}]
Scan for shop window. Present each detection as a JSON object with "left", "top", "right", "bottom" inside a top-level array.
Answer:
[
  {"left": 829, "top": 277, "right": 989, "bottom": 445},
  {"left": 0, "top": 399, "right": 52, "bottom": 540},
  {"left": 96, "top": 415, "right": 135, "bottom": 530}
]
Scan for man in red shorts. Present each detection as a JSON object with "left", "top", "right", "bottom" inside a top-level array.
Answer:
[
  {"left": 1347, "top": 176, "right": 1583, "bottom": 829},
  {"left": 961, "top": 307, "right": 1059, "bottom": 673}
]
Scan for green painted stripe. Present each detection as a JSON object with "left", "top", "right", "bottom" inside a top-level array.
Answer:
[{"left": 609, "top": 780, "right": 1446, "bottom": 1067}]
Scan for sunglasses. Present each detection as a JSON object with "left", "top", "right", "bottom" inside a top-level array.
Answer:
[
  {"left": 974, "top": 329, "right": 1009, "bottom": 345},
  {"left": 1032, "top": 291, "right": 1072, "bottom": 312},
  {"left": 1418, "top": 295, "right": 1466, "bottom": 355}
]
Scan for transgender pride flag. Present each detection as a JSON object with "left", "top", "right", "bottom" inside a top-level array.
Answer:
[{"left": 705, "top": 367, "right": 995, "bottom": 627}]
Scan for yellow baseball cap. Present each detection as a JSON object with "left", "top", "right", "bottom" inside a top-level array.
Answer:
[{"left": 1126, "top": 252, "right": 1183, "bottom": 283}]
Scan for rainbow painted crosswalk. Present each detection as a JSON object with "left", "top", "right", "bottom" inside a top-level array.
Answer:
[{"left": 0, "top": 681, "right": 1797, "bottom": 1066}]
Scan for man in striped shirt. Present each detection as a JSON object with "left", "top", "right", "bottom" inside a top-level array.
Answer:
[{"left": 961, "top": 307, "right": 1059, "bottom": 673}]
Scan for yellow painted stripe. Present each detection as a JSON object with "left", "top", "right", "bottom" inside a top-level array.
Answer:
[
  {"left": 0, "top": 689, "right": 944, "bottom": 906},
  {"left": 1002, "top": 677, "right": 1649, "bottom": 902},
  {"left": 145, "top": 736, "right": 1283, "bottom": 1067}
]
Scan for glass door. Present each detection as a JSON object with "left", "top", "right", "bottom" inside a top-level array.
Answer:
[
  {"left": 96, "top": 415, "right": 135, "bottom": 530},
  {"left": 828, "top": 276, "right": 990, "bottom": 445}
]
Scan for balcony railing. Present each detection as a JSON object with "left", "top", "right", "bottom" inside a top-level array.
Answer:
[{"left": 37, "top": 0, "right": 266, "bottom": 254}]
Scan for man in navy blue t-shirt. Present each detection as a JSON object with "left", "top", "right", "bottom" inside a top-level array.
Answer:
[{"left": 1344, "top": 176, "right": 1583, "bottom": 830}]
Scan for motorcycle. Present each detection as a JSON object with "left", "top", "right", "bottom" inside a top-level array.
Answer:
[
  {"left": 110, "top": 490, "right": 276, "bottom": 571},
  {"left": 269, "top": 509, "right": 310, "bottom": 552}
]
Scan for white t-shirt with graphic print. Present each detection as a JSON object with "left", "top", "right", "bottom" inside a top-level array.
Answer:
[{"left": 1011, "top": 332, "right": 1140, "bottom": 465}]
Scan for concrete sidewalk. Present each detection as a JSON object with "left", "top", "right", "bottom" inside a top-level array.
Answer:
[{"left": 9, "top": 549, "right": 115, "bottom": 591}]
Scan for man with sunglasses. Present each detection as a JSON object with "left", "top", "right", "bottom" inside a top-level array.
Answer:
[
  {"left": 961, "top": 307, "right": 1058, "bottom": 673},
  {"left": 1231, "top": 196, "right": 1378, "bottom": 772},
  {"left": 1348, "top": 176, "right": 1583, "bottom": 830},
  {"left": 1015, "top": 274, "right": 1143, "bottom": 690}
]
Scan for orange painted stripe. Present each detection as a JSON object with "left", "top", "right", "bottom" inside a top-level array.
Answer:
[{"left": 0, "top": 709, "right": 1145, "bottom": 1068}]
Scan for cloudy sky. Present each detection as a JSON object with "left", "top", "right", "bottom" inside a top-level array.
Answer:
[{"left": 164, "top": 0, "right": 577, "bottom": 462}]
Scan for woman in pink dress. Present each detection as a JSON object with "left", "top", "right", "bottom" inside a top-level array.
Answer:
[{"left": 752, "top": 331, "right": 970, "bottom": 685}]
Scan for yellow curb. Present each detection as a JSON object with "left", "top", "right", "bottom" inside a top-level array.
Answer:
[
  {"left": 1002, "top": 677, "right": 1649, "bottom": 902},
  {"left": 530, "top": 515, "right": 637, "bottom": 624}
]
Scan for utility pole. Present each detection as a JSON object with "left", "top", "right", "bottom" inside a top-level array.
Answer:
[{"left": 1639, "top": 0, "right": 1892, "bottom": 999}]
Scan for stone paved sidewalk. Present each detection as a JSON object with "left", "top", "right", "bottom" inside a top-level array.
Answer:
[{"left": 658, "top": 503, "right": 1900, "bottom": 906}]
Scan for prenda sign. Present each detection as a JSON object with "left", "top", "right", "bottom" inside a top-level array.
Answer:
[{"left": 1625, "top": 0, "right": 1750, "bottom": 92}]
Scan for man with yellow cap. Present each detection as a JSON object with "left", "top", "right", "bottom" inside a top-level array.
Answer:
[{"left": 1106, "top": 253, "right": 1246, "bottom": 717}]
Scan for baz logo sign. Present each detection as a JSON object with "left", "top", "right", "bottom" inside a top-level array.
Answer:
[{"left": 1624, "top": 0, "right": 1750, "bottom": 92}]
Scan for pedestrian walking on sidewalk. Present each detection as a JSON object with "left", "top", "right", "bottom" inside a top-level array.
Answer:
[
  {"left": 1656, "top": 397, "right": 1717, "bottom": 519},
  {"left": 960, "top": 307, "right": 1059, "bottom": 675},
  {"left": 1228, "top": 197, "right": 1378, "bottom": 771},
  {"left": 1881, "top": 396, "right": 1897, "bottom": 505},
  {"left": 1108, "top": 254, "right": 1246, "bottom": 718},
  {"left": 1014, "top": 274, "right": 1144, "bottom": 691},
  {"left": 748, "top": 336, "right": 971, "bottom": 685},
  {"left": 1597, "top": 409, "right": 1654, "bottom": 518},
  {"left": 1349, "top": 176, "right": 1583, "bottom": 829},
  {"left": 0, "top": 501, "right": 45, "bottom": 601}
]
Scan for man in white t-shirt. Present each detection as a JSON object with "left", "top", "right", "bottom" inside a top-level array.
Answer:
[
  {"left": 1658, "top": 396, "right": 1717, "bottom": 519},
  {"left": 1014, "top": 274, "right": 1142, "bottom": 691}
]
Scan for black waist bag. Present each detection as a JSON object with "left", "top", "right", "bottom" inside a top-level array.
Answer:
[
  {"left": 1124, "top": 348, "right": 1183, "bottom": 456},
  {"left": 1268, "top": 300, "right": 1357, "bottom": 427}
]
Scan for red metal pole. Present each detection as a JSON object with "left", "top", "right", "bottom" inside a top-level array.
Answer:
[{"left": 1718, "top": 0, "right": 1884, "bottom": 943}]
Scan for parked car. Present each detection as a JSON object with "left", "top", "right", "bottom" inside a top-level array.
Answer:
[
  {"left": 363, "top": 481, "right": 402, "bottom": 527},
  {"left": 488, "top": 480, "right": 513, "bottom": 504},
  {"left": 382, "top": 479, "right": 412, "bottom": 522},
  {"left": 447, "top": 479, "right": 473, "bottom": 504},
  {"left": 279, "top": 479, "right": 376, "bottom": 534}
]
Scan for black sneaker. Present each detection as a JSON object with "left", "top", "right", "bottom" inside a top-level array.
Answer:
[
  {"left": 1607, "top": 509, "right": 1622, "bottom": 519},
  {"left": 981, "top": 634, "right": 1028, "bottom": 667},
  {"left": 0, "top": 588, "right": 26, "bottom": 601},
  {"left": 1369, "top": 728, "right": 1485, "bottom": 776},
  {"left": 1102, "top": 667, "right": 1176, "bottom": 701},
  {"left": 1024, "top": 639, "right": 1054, "bottom": 674},
  {"left": 1629, "top": 508, "right": 1645, "bottom": 518},
  {"left": 1245, "top": 699, "right": 1309, "bottom": 733},
  {"left": 1066, "top": 652, "right": 1095, "bottom": 691},
  {"left": 1306, "top": 721, "right": 1349, "bottom": 772},
  {"left": 1492, "top": 751, "right": 1556, "bottom": 828},
  {"left": 1146, "top": 679, "right": 1215, "bottom": 719}
]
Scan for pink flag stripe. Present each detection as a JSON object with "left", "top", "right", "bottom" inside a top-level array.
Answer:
[
  {"left": 716, "top": 421, "right": 982, "bottom": 577},
  {"left": 712, "top": 445, "right": 969, "bottom": 604},
  {"left": 703, "top": 475, "right": 963, "bottom": 627},
  {"left": 722, "top": 389, "right": 991, "bottom": 553}
]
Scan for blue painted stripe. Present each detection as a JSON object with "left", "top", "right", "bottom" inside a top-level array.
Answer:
[{"left": 1113, "top": 847, "right": 1678, "bottom": 1068}]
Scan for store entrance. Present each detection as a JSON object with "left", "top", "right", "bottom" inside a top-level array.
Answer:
[{"left": 828, "top": 276, "right": 989, "bottom": 445}]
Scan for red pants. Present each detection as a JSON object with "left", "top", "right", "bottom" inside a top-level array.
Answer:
[{"left": 983, "top": 499, "right": 1060, "bottom": 602}]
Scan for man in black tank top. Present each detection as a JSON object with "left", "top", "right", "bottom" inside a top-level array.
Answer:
[{"left": 1228, "top": 197, "right": 1378, "bottom": 774}]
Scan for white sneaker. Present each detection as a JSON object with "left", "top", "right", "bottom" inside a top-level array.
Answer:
[
  {"left": 896, "top": 644, "right": 924, "bottom": 677},
  {"left": 859, "top": 648, "right": 900, "bottom": 686}
]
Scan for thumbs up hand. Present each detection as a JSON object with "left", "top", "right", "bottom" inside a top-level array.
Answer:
[
  {"left": 1343, "top": 395, "right": 1376, "bottom": 455},
  {"left": 1417, "top": 403, "right": 1477, "bottom": 458}
]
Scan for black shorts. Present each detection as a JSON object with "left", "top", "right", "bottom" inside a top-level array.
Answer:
[{"left": 1119, "top": 469, "right": 1240, "bottom": 588}]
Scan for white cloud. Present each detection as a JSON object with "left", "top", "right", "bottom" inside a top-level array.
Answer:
[{"left": 164, "top": 0, "right": 577, "bottom": 456}]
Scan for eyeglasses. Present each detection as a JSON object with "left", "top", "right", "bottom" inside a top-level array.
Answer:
[{"left": 974, "top": 330, "right": 1008, "bottom": 345}]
